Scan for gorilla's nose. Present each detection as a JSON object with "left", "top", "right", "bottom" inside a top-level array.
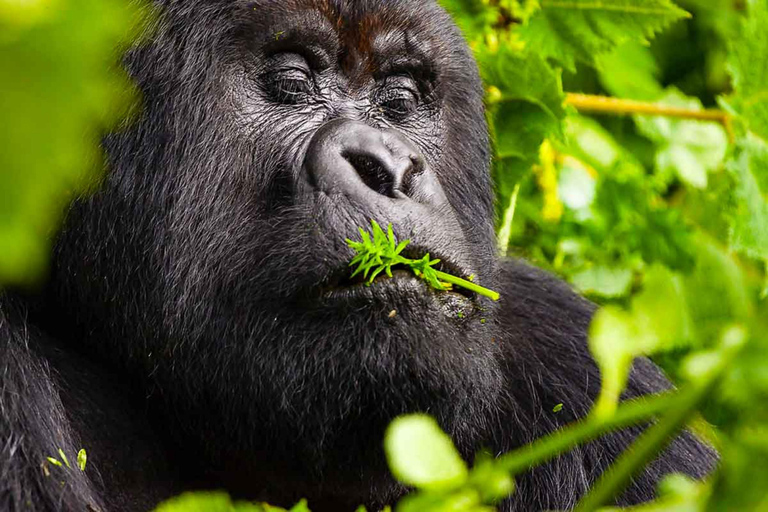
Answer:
[{"left": 303, "top": 120, "right": 438, "bottom": 203}]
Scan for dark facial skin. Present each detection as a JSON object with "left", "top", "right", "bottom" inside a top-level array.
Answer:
[{"left": 0, "top": 1, "right": 714, "bottom": 511}]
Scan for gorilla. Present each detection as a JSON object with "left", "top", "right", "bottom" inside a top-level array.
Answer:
[{"left": 0, "top": 1, "right": 715, "bottom": 511}]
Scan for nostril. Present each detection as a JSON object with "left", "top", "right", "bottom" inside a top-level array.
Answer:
[
  {"left": 345, "top": 153, "right": 415, "bottom": 199},
  {"left": 346, "top": 154, "right": 397, "bottom": 198}
]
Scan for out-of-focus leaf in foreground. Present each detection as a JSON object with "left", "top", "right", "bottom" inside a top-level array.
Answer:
[
  {"left": 154, "top": 492, "right": 310, "bottom": 512},
  {"left": 0, "top": 0, "right": 148, "bottom": 286}
]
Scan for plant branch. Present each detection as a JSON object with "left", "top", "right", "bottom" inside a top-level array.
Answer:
[
  {"left": 573, "top": 327, "right": 746, "bottom": 511},
  {"left": 572, "top": 384, "right": 713, "bottom": 512},
  {"left": 434, "top": 270, "right": 501, "bottom": 301},
  {"left": 499, "top": 391, "right": 679, "bottom": 476},
  {"left": 565, "top": 93, "right": 735, "bottom": 141}
]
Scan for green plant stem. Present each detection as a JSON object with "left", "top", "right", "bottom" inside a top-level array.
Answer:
[
  {"left": 499, "top": 392, "right": 679, "bottom": 476},
  {"left": 573, "top": 379, "right": 725, "bottom": 511},
  {"left": 434, "top": 270, "right": 501, "bottom": 301},
  {"left": 497, "top": 183, "right": 521, "bottom": 257},
  {"left": 573, "top": 325, "right": 748, "bottom": 512}
]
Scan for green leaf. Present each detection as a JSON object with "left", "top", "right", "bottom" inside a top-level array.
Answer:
[
  {"left": 287, "top": 500, "right": 311, "bottom": 512},
  {"left": 727, "top": 137, "right": 768, "bottom": 262},
  {"left": 596, "top": 41, "right": 664, "bottom": 101},
  {"left": 683, "top": 237, "right": 752, "bottom": 342},
  {"left": 77, "top": 448, "right": 87, "bottom": 472},
  {"left": 480, "top": 45, "right": 565, "bottom": 198},
  {"left": 558, "top": 162, "right": 596, "bottom": 211},
  {"left": 589, "top": 266, "right": 693, "bottom": 416},
  {"left": 153, "top": 492, "right": 269, "bottom": 512},
  {"left": 634, "top": 90, "right": 728, "bottom": 189},
  {"left": 384, "top": 415, "right": 469, "bottom": 491},
  {"left": 571, "top": 265, "right": 633, "bottom": 298},
  {"left": 518, "top": 0, "right": 689, "bottom": 71},
  {"left": 480, "top": 46, "right": 566, "bottom": 125},
  {"left": 725, "top": 0, "right": 768, "bottom": 140},
  {"left": 589, "top": 305, "right": 636, "bottom": 418},
  {"left": 58, "top": 448, "right": 70, "bottom": 469},
  {"left": 0, "top": 0, "right": 148, "bottom": 286}
]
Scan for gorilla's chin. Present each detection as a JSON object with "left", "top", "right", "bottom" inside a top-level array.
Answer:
[{"left": 171, "top": 259, "right": 505, "bottom": 499}]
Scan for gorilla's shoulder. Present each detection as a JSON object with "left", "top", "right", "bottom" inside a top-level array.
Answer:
[{"left": 496, "top": 258, "right": 595, "bottom": 351}]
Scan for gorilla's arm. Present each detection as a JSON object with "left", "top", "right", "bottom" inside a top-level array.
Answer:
[
  {"left": 493, "top": 260, "right": 716, "bottom": 511},
  {"left": 0, "top": 299, "right": 103, "bottom": 511},
  {"left": 0, "top": 297, "right": 178, "bottom": 512}
]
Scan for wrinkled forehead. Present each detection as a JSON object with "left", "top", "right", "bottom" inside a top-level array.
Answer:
[{"left": 247, "top": 0, "right": 445, "bottom": 71}]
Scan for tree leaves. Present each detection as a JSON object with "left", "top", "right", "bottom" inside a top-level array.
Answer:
[
  {"left": 725, "top": 0, "right": 768, "bottom": 141},
  {"left": 518, "top": 0, "right": 690, "bottom": 71},
  {"left": 634, "top": 90, "right": 728, "bottom": 189},
  {"left": 722, "top": 0, "right": 768, "bottom": 265},
  {"left": 727, "top": 137, "right": 768, "bottom": 262},
  {"left": 154, "top": 493, "right": 310, "bottom": 512}
]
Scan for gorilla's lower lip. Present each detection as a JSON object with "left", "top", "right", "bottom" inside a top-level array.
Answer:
[{"left": 320, "top": 269, "right": 475, "bottom": 304}]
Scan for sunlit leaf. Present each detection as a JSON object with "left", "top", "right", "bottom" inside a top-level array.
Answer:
[{"left": 385, "top": 415, "right": 468, "bottom": 491}]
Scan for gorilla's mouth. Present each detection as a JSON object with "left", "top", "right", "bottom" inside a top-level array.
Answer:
[{"left": 320, "top": 247, "right": 476, "bottom": 302}]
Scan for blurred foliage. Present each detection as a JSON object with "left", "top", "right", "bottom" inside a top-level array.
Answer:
[
  {"left": 0, "top": 0, "right": 147, "bottom": 286},
  {"left": 154, "top": 493, "right": 311, "bottom": 512},
  {"left": 1, "top": 0, "right": 767, "bottom": 511}
]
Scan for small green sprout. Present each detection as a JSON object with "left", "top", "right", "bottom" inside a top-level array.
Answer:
[
  {"left": 346, "top": 221, "right": 500, "bottom": 301},
  {"left": 553, "top": 403, "right": 564, "bottom": 413},
  {"left": 77, "top": 449, "right": 87, "bottom": 471},
  {"left": 46, "top": 448, "right": 87, "bottom": 473},
  {"left": 58, "top": 448, "right": 70, "bottom": 468}
]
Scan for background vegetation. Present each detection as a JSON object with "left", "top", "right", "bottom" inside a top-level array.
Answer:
[{"left": 1, "top": 0, "right": 766, "bottom": 510}]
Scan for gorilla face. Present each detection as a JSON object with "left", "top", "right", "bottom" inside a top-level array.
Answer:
[{"left": 51, "top": 0, "right": 503, "bottom": 503}]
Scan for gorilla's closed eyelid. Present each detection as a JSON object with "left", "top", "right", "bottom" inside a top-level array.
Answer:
[{"left": 263, "top": 33, "right": 333, "bottom": 70}]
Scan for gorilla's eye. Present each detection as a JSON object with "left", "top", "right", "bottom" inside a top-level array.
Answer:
[
  {"left": 264, "top": 52, "right": 314, "bottom": 104},
  {"left": 378, "top": 77, "right": 420, "bottom": 119}
]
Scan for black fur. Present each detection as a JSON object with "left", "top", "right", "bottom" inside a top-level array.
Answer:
[{"left": 0, "top": 1, "right": 715, "bottom": 511}]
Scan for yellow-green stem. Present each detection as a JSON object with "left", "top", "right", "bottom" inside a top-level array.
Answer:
[{"left": 434, "top": 270, "right": 500, "bottom": 301}]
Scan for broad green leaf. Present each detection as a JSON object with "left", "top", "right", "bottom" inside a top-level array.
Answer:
[
  {"left": 634, "top": 90, "right": 728, "bottom": 189},
  {"left": 727, "top": 137, "right": 768, "bottom": 262},
  {"left": 396, "top": 488, "right": 492, "bottom": 512},
  {"left": 518, "top": 0, "right": 689, "bottom": 71},
  {"left": 564, "top": 115, "right": 625, "bottom": 171},
  {"left": 589, "top": 305, "right": 636, "bottom": 418},
  {"left": 479, "top": 46, "right": 566, "bottom": 125},
  {"left": 597, "top": 41, "right": 664, "bottom": 101},
  {"left": 571, "top": 265, "right": 633, "bottom": 298},
  {"left": 558, "top": 161, "right": 596, "bottom": 211},
  {"left": 0, "top": 0, "right": 59, "bottom": 30},
  {"left": 683, "top": 238, "right": 751, "bottom": 342},
  {"left": 725, "top": 0, "right": 768, "bottom": 140},
  {"left": 385, "top": 415, "right": 468, "bottom": 491},
  {"left": 631, "top": 266, "right": 692, "bottom": 353},
  {"left": 153, "top": 492, "right": 269, "bottom": 512},
  {"left": 589, "top": 266, "right": 692, "bottom": 416},
  {"left": 0, "top": 0, "right": 147, "bottom": 286}
]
